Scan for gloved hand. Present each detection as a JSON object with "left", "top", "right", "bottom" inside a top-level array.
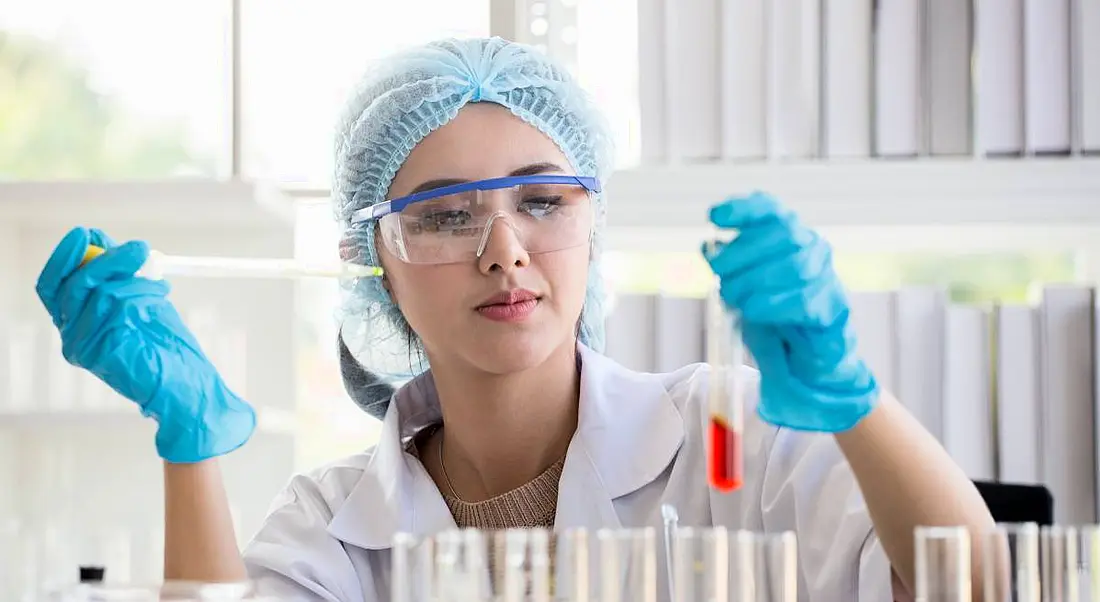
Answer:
[
  {"left": 35, "top": 227, "right": 256, "bottom": 462},
  {"left": 702, "top": 192, "right": 879, "bottom": 433}
]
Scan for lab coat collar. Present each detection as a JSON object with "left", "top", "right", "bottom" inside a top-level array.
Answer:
[{"left": 326, "top": 343, "right": 685, "bottom": 550}]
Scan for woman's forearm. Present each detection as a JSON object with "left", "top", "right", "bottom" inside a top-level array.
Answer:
[
  {"left": 835, "top": 392, "right": 995, "bottom": 598},
  {"left": 163, "top": 459, "right": 248, "bottom": 582}
]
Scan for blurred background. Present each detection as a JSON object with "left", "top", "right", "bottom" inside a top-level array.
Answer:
[{"left": 1, "top": 0, "right": 1099, "bottom": 596}]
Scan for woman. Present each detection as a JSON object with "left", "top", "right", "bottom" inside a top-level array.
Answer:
[{"left": 35, "top": 37, "right": 993, "bottom": 601}]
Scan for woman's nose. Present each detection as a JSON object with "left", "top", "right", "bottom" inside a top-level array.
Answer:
[{"left": 477, "top": 213, "right": 531, "bottom": 273}]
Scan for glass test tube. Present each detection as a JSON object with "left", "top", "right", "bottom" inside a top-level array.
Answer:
[
  {"left": 706, "top": 279, "right": 745, "bottom": 493},
  {"left": 81, "top": 245, "right": 382, "bottom": 281},
  {"left": 915, "top": 526, "right": 972, "bottom": 602},
  {"left": 1041, "top": 525, "right": 1082, "bottom": 602},
  {"left": 440, "top": 529, "right": 491, "bottom": 602},
  {"left": 395, "top": 532, "right": 442, "bottom": 602},
  {"left": 982, "top": 523, "right": 1040, "bottom": 602},
  {"left": 671, "top": 527, "right": 750, "bottom": 602},
  {"left": 552, "top": 528, "right": 657, "bottom": 602},
  {"left": 596, "top": 528, "right": 657, "bottom": 602},
  {"left": 1078, "top": 526, "right": 1100, "bottom": 602},
  {"left": 754, "top": 532, "right": 798, "bottom": 602},
  {"left": 555, "top": 528, "right": 590, "bottom": 602},
  {"left": 493, "top": 528, "right": 553, "bottom": 602}
]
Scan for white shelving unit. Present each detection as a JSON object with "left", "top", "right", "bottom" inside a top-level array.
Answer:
[
  {"left": 0, "top": 179, "right": 302, "bottom": 594},
  {"left": 603, "top": 157, "right": 1100, "bottom": 228}
]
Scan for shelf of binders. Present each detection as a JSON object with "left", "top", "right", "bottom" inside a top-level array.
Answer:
[
  {"left": 603, "top": 157, "right": 1100, "bottom": 229},
  {"left": 636, "top": 0, "right": 1100, "bottom": 229}
]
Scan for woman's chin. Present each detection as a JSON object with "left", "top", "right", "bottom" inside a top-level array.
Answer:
[{"left": 467, "top": 333, "right": 565, "bottom": 375}]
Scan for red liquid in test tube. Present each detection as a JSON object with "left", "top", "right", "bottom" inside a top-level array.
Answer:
[{"left": 708, "top": 415, "right": 743, "bottom": 492}]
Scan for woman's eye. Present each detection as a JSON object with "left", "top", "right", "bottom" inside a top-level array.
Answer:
[
  {"left": 521, "top": 196, "right": 563, "bottom": 218},
  {"left": 420, "top": 210, "right": 472, "bottom": 231}
]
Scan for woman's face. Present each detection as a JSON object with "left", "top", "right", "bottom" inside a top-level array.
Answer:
[{"left": 378, "top": 102, "right": 591, "bottom": 375}]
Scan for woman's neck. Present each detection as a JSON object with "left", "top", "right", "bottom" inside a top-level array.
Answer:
[{"left": 424, "top": 341, "right": 580, "bottom": 502}]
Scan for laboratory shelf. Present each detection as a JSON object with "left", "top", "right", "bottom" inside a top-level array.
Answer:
[{"left": 602, "top": 156, "right": 1100, "bottom": 229}]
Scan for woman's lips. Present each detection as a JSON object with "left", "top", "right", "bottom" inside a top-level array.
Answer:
[{"left": 476, "top": 298, "right": 539, "bottom": 322}]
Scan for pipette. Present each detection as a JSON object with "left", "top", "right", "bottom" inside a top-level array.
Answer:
[
  {"left": 704, "top": 241, "right": 744, "bottom": 494},
  {"left": 80, "top": 245, "right": 383, "bottom": 280}
]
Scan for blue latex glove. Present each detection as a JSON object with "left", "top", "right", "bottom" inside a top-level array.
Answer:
[
  {"left": 35, "top": 227, "right": 256, "bottom": 462},
  {"left": 702, "top": 192, "right": 879, "bottom": 432}
]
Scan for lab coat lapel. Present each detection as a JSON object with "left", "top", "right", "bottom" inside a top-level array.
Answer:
[
  {"left": 554, "top": 345, "right": 685, "bottom": 531},
  {"left": 327, "top": 375, "right": 456, "bottom": 550}
]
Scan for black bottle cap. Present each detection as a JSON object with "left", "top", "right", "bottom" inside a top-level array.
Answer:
[{"left": 79, "top": 566, "right": 106, "bottom": 583}]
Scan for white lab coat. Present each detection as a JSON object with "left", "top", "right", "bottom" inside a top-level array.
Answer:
[{"left": 242, "top": 344, "right": 893, "bottom": 601}]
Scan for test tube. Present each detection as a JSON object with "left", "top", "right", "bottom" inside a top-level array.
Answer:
[
  {"left": 391, "top": 533, "right": 421, "bottom": 602},
  {"left": 554, "top": 529, "right": 590, "bottom": 602},
  {"left": 1041, "top": 525, "right": 1080, "bottom": 602},
  {"left": 530, "top": 529, "right": 552, "bottom": 602},
  {"left": 753, "top": 532, "right": 798, "bottom": 602},
  {"left": 915, "top": 526, "right": 972, "bottom": 602},
  {"left": 81, "top": 245, "right": 383, "bottom": 281},
  {"left": 661, "top": 504, "right": 680, "bottom": 602},
  {"left": 1076, "top": 525, "right": 1100, "bottom": 602},
  {"left": 982, "top": 523, "right": 1040, "bottom": 602},
  {"left": 552, "top": 528, "right": 658, "bottom": 602},
  {"left": 671, "top": 527, "right": 730, "bottom": 602},
  {"left": 495, "top": 528, "right": 552, "bottom": 602},
  {"left": 594, "top": 528, "right": 657, "bottom": 602},
  {"left": 436, "top": 530, "right": 489, "bottom": 602},
  {"left": 706, "top": 278, "right": 745, "bottom": 493}
]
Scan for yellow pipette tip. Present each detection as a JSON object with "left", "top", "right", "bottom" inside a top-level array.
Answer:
[{"left": 81, "top": 244, "right": 106, "bottom": 267}]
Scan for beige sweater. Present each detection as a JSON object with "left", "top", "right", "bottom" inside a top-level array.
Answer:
[
  {"left": 442, "top": 456, "right": 564, "bottom": 529},
  {"left": 411, "top": 423, "right": 564, "bottom": 529},
  {"left": 411, "top": 425, "right": 564, "bottom": 587}
]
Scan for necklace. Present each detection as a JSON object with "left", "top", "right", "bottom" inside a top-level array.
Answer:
[{"left": 437, "top": 426, "right": 465, "bottom": 501}]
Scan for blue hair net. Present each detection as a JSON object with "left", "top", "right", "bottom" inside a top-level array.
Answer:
[{"left": 332, "top": 37, "right": 615, "bottom": 419}]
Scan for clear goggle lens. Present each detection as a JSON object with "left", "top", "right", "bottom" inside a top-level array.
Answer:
[{"left": 343, "top": 181, "right": 594, "bottom": 266}]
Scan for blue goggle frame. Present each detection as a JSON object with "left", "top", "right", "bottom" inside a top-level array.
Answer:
[{"left": 350, "top": 174, "right": 602, "bottom": 224}]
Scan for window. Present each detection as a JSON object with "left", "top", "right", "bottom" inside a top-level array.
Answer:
[
  {"left": 573, "top": 0, "right": 640, "bottom": 168},
  {"left": 292, "top": 200, "right": 385, "bottom": 468},
  {"left": 240, "top": 0, "right": 491, "bottom": 187},
  {"left": 0, "top": 1, "right": 231, "bottom": 179}
]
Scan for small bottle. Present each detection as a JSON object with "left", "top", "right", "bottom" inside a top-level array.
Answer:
[{"left": 78, "top": 566, "right": 105, "bottom": 584}]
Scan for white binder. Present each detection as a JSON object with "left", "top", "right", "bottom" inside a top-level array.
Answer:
[
  {"left": 925, "top": 0, "right": 974, "bottom": 155},
  {"left": 665, "top": 0, "right": 722, "bottom": 161},
  {"left": 975, "top": 0, "right": 1025, "bottom": 156},
  {"left": 1076, "top": 0, "right": 1100, "bottom": 152},
  {"left": 637, "top": 0, "right": 668, "bottom": 163},
  {"left": 894, "top": 287, "right": 947, "bottom": 441},
  {"left": 604, "top": 293, "right": 657, "bottom": 373},
  {"left": 994, "top": 304, "right": 1041, "bottom": 484},
  {"left": 822, "top": 0, "right": 873, "bottom": 158},
  {"left": 1039, "top": 285, "right": 1096, "bottom": 523},
  {"left": 873, "top": 0, "right": 922, "bottom": 156},
  {"left": 942, "top": 305, "right": 996, "bottom": 481},
  {"left": 848, "top": 290, "right": 898, "bottom": 392},
  {"left": 720, "top": 0, "right": 769, "bottom": 160},
  {"left": 767, "top": 0, "right": 821, "bottom": 158},
  {"left": 1024, "top": 0, "right": 1073, "bottom": 154},
  {"left": 655, "top": 296, "right": 706, "bottom": 372}
]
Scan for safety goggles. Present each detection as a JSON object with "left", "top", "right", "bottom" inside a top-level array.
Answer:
[{"left": 346, "top": 174, "right": 601, "bottom": 265}]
